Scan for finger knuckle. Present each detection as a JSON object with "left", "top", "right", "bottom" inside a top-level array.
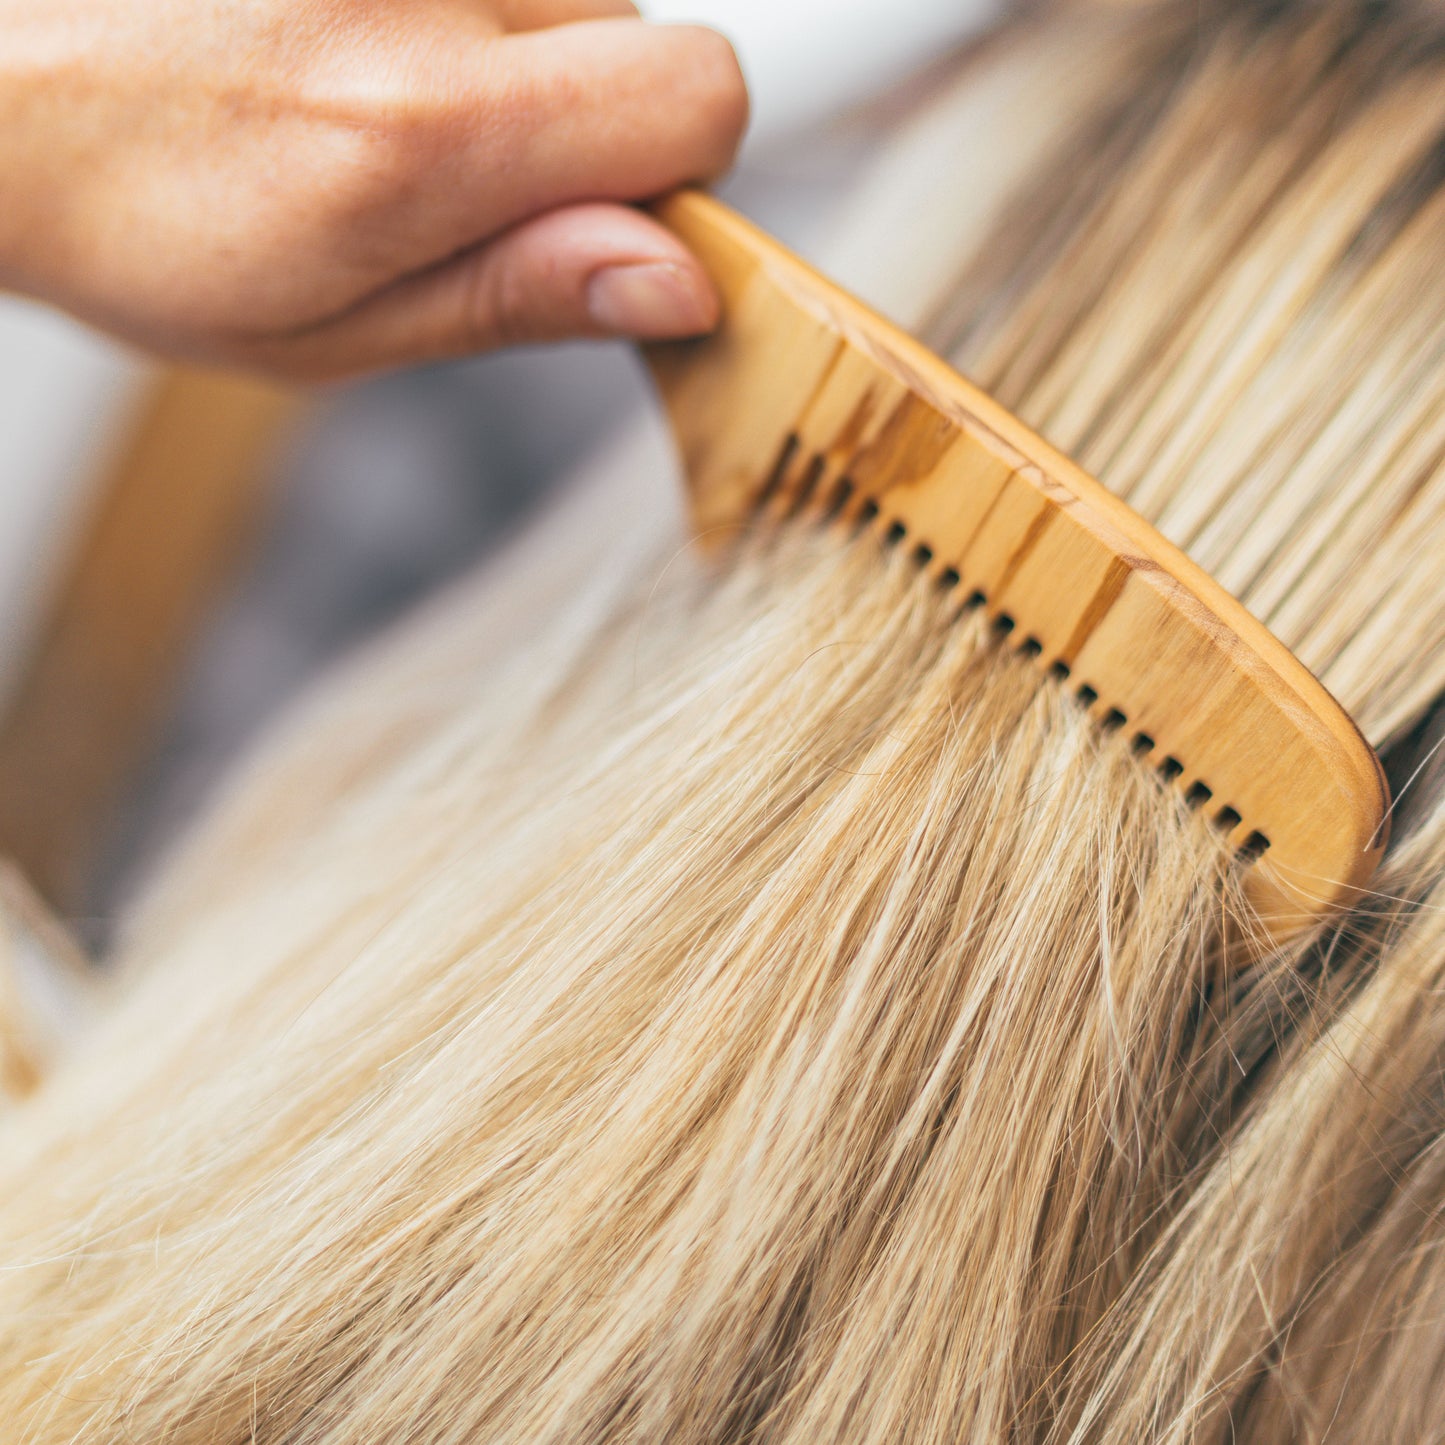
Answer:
[
  {"left": 468, "top": 253, "right": 532, "bottom": 351},
  {"left": 305, "top": 40, "right": 470, "bottom": 181},
  {"left": 360, "top": 91, "right": 451, "bottom": 174}
]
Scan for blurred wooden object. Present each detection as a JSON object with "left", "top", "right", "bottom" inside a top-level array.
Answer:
[
  {"left": 0, "top": 368, "right": 299, "bottom": 909},
  {"left": 0, "top": 860, "right": 96, "bottom": 1098}
]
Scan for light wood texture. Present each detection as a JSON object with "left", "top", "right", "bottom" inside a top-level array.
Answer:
[
  {"left": 0, "top": 368, "right": 299, "bottom": 909},
  {"left": 644, "top": 191, "right": 1389, "bottom": 938}
]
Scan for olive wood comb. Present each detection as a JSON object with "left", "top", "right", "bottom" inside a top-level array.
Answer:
[{"left": 643, "top": 190, "right": 1388, "bottom": 939}]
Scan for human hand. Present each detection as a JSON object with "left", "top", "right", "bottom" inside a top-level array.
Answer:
[{"left": 0, "top": 0, "right": 747, "bottom": 379}]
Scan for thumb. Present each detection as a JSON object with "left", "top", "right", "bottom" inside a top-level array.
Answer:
[{"left": 256, "top": 203, "right": 719, "bottom": 380}]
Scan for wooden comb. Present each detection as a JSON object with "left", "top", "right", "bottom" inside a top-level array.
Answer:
[{"left": 642, "top": 190, "right": 1389, "bottom": 939}]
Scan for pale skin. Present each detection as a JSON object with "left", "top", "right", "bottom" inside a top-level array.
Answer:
[{"left": 0, "top": 0, "right": 750, "bottom": 379}]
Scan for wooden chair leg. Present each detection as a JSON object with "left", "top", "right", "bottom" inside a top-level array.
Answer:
[
  {"left": 0, "top": 367, "right": 301, "bottom": 911},
  {"left": 0, "top": 860, "right": 96, "bottom": 1098}
]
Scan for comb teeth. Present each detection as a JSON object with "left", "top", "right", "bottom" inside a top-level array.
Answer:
[
  {"left": 643, "top": 190, "right": 1387, "bottom": 938},
  {"left": 755, "top": 434, "right": 1271, "bottom": 857}
]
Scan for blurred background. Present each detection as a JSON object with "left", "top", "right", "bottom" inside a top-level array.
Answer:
[{"left": 0, "top": 0, "right": 999, "bottom": 940}]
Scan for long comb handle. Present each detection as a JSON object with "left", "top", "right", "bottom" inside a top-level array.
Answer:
[{"left": 642, "top": 191, "right": 1388, "bottom": 940}]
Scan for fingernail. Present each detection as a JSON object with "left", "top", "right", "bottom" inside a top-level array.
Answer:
[{"left": 586, "top": 262, "right": 716, "bottom": 339}]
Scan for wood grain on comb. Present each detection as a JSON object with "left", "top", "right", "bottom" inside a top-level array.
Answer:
[{"left": 643, "top": 191, "right": 1389, "bottom": 940}]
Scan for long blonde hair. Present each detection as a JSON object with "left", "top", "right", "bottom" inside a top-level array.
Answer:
[{"left": 3, "top": 2, "right": 1445, "bottom": 1439}]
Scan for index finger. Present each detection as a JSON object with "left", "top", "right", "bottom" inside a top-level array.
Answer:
[{"left": 389, "top": 19, "right": 749, "bottom": 264}]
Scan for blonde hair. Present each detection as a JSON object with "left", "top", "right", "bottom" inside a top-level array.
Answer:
[{"left": 3, "top": 2, "right": 1445, "bottom": 1439}]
